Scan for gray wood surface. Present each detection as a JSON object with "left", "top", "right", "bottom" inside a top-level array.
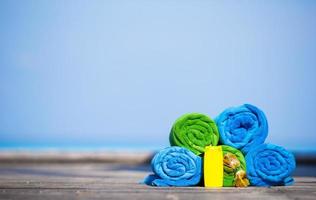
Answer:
[
  {"left": 0, "top": 163, "right": 315, "bottom": 200},
  {"left": 0, "top": 151, "right": 153, "bottom": 164}
]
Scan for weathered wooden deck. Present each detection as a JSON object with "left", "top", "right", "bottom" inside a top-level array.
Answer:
[{"left": 0, "top": 152, "right": 315, "bottom": 200}]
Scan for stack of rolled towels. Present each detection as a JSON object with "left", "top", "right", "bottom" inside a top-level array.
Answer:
[{"left": 143, "top": 104, "right": 296, "bottom": 187}]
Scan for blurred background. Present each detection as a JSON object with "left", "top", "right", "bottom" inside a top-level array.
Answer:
[{"left": 1, "top": 0, "right": 316, "bottom": 158}]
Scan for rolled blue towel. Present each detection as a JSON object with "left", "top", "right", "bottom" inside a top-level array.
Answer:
[
  {"left": 143, "top": 146, "right": 202, "bottom": 187},
  {"left": 215, "top": 104, "right": 268, "bottom": 154},
  {"left": 246, "top": 144, "right": 296, "bottom": 186}
]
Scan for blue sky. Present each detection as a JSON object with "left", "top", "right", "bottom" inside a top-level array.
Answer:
[{"left": 1, "top": 0, "right": 316, "bottom": 151}]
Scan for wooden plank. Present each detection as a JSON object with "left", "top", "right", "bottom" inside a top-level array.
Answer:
[
  {"left": 0, "top": 151, "right": 153, "bottom": 164},
  {"left": 0, "top": 163, "right": 315, "bottom": 200}
]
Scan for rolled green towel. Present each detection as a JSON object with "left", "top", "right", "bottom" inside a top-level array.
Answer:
[
  {"left": 222, "top": 145, "right": 249, "bottom": 187},
  {"left": 169, "top": 113, "right": 219, "bottom": 155}
]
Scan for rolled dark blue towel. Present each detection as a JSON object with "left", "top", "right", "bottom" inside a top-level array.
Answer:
[
  {"left": 215, "top": 104, "right": 268, "bottom": 154},
  {"left": 245, "top": 144, "right": 296, "bottom": 186},
  {"left": 143, "top": 146, "right": 202, "bottom": 187}
]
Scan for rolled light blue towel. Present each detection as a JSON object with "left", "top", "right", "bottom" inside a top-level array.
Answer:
[
  {"left": 246, "top": 144, "right": 296, "bottom": 186},
  {"left": 215, "top": 104, "right": 268, "bottom": 154},
  {"left": 143, "top": 146, "right": 202, "bottom": 187}
]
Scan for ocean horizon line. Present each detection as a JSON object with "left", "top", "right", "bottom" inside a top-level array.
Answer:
[{"left": 0, "top": 144, "right": 316, "bottom": 154}]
